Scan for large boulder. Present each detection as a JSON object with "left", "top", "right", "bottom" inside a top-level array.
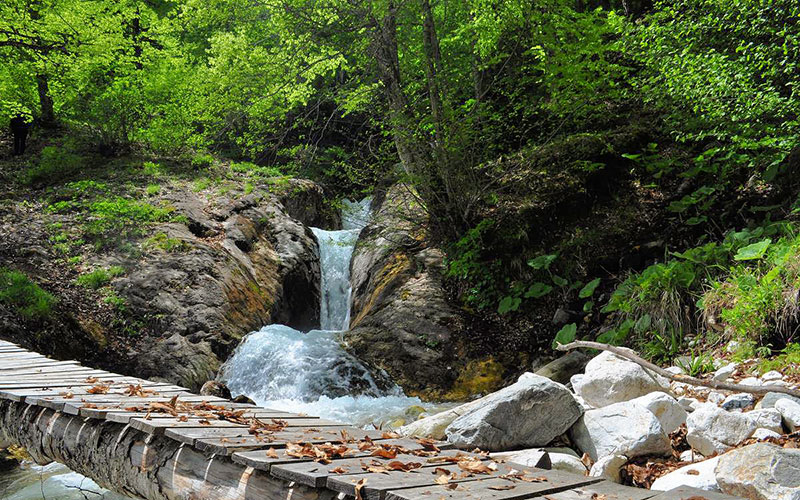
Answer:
[
  {"left": 776, "top": 398, "right": 800, "bottom": 432},
  {"left": 444, "top": 373, "right": 583, "bottom": 451},
  {"left": 715, "top": 443, "right": 800, "bottom": 499},
  {"left": 756, "top": 391, "right": 800, "bottom": 409},
  {"left": 569, "top": 400, "right": 672, "bottom": 461},
  {"left": 651, "top": 456, "right": 721, "bottom": 492},
  {"left": 686, "top": 404, "right": 757, "bottom": 456},
  {"left": 344, "top": 185, "right": 470, "bottom": 399},
  {"left": 573, "top": 350, "right": 670, "bottom": 408},
  {"left": 116, "top": 189, "right": 321, "bottom": 390}
]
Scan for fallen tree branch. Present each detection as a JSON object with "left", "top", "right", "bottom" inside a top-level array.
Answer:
[{"left": 556, "top": 340, "right": 800, "bottom": 399}]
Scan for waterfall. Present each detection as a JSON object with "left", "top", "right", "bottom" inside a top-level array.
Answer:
[
  {"left": 220, "top": 198, "right": 444, "bottom": 427},
  {"left": 312, "top": 198, "right": 371, "bottom": 330}
]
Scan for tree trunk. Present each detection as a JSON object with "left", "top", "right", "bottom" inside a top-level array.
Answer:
[
  {"left": 371, "top": 1, "right": 424, "bottom": 174},
  {"left": 36, "top": 74, "right": 56, "bottom": 126}
]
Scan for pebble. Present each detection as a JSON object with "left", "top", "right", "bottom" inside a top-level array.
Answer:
[
  {"left": 761, "top": 370, "right": 783, "bottom": 382},
  {"left": 751, "top": 428, "right": 781, "bottom": 440},
  {"left": 739, "top": 376, "right": 761, "bottom": 386},
  {"left": 721, "top": 393, "right": 755, "bottom": 411},
  {"left": 708, "top": 392, "right": 726, "bottom": 405},
  {"left": 713, "top": 363, "right": 737, "bottom": 381}
]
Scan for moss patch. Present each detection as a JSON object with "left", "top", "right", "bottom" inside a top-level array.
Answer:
[{"left": 441, "top": 357, "right": 505, "bottom": 401}]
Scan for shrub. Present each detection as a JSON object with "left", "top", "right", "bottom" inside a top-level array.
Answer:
[
  {"left": 0, "top": 268, "right": 57, "bottom": 319},
  {"left": 145, "top": 184, "right": 161, "bottom": 196},
  {"left": 76, "top": 266, "right": 125, "bottom": 289},
  {"left": 20, "top": 146, "right": 83, "bottom": 186},
  {"left": 191, "top": 153, "right": 215, "bottom": 169},
  {"left": 143, "top": 232, "right": 188, "bottom": 252}
]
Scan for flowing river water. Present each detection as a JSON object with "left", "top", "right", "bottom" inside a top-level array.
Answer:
[{"left": 2, "top": 199, "right": 446, "bottom": 498}]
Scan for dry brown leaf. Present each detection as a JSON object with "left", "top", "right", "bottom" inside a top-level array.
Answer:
[
  {"left": 457, "top": 458, "right": 493, "bottom": 474},
  {"left": 87, "top": 384, "right": 110, "bottom": 394},
  {"left": 371, "top": 447, "right": 398, "bottom": 459},
  {"left": 60, "top": 391, "right": 74, "bottom": 399},
  {"left": 686, "top": 469, "right": 700, "bottom": 476},
  {"left": 489, "top": 484, "right": 516, "bottom": 491},
  {"left": 387, "top": 460, "right": 422, "bottom": 472},
  {"left": 198, "top": 419, "right": 211, "bottom": 425},
  {"left": 354, "top": 478, "right": 367, "bottom": 500},
  {"left": 580, "top": 452, "right": 594, "bottom": 470},
  {"left": 85, "top": 377, "right": 98, "bottom": 383},
  {"left": 417, "top": 438, "right": 441, "bottom": 452},
  {"left": 266, "top": 448, "right": 278, "bottom": 458},
  {"left": 434, "top": 472, "right": 453, "bottom": 485},
  {"left": 329, "top": 466, "right": 349, "bottom": 474},
  {"left": 177, "top": 415, "right": 188, "bottom": 422},
  {"left": 591, "top": 494, "right": 608, "bottom": 500}
]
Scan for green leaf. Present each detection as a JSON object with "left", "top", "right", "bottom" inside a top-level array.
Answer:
[
  {"left": 552, "top": 323, "right": 577, "bottom": 350},
  {"left": 579, "top": 278, "right": 601, "bottom": 298},
  {"left": 583, "top": 301, "right": 594, "bottom": 312},
  {"left": 528, "top": 254, "right": 557, "bottom": 270},
  {"left": 634, "top": 314, "right": 652, "bottom": 334},
  {"left": 524, "top": 282, "right": 553, "bottom": 299},
  {"left": 552, "top": 275, "right": 568, "bottom": 287},
  {"left": 733, "top": 238, "right": 772, "bottom": 261},
  {"left": 498, "top": 296, "right": 521, "bottom": 315}
]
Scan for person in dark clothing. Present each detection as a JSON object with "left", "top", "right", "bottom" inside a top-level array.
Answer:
[{"left": 10, "top": 115, "right": 30, "bottom": 156}]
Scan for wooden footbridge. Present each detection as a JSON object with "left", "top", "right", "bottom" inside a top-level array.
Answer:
[{"left": 0, "top": 339, "right": 737, "bottom": 500}]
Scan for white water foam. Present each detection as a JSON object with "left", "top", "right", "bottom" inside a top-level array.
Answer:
[{"left": 221, "top": 197, "right": 448, "bottom": 427}]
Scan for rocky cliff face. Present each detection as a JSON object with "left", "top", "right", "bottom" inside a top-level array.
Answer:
[
  {"left": 0, "top": 180, "right": 325, "bottom": 391},
  {"left": 345, "top": 185, "right": 470, "bottom": 400},
  {"left": 116, "top": 190, "right": 321, "bottom": 390}
]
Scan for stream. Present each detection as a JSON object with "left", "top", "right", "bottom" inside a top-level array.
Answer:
[{"left": 1, "top": 199, "right": 446, "bottom": 498}]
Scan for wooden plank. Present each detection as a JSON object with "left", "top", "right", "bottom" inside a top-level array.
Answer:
[
  {"left": 128, "top": 417, "right": 250, "bottom": 435},
  {"left": 327, "top": 462, "right": 584, "bottom": 500},
  {"left": 61, "top": 396, "right": 234, "bottom": 415},
  {"left": 0, "top": 367, "right": 106, "bottom": 377},
  {"left": 0, "top": 360, "right": 80, "bottom": 371},
  {"left": 543, "top": 480, "right": 656, "bottom": 500},
  {"left": 271, "top": 449, "right": 483, "bottom": 488},
  {"left": 166, "top": 425, "right": 359, "bottom": 447},
  {"left": 231, "top": 438, "right": 429, "bottom": 472},
  {"left": 102, "top": 412, "right": 327, "bottom": 425},
  {"left": 0, "top": 377, "right": 147, "bottom": 389},
  {"left": 648, "top": 486, "right": 740, "bottom": 499},
  {"left": 193, "top": 428, "right": 388, "bottom": 455},
  {"left": 23, "top": 389, "right": 193, "bottom": 409}
]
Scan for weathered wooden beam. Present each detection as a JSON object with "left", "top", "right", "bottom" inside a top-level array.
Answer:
[{"left": 0, "top": 399, "right": 336, "bottom": 500}]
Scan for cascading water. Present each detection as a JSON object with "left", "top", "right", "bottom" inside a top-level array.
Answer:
[{"left": 220, "top": 199, "right": 443, "bottom": 427}]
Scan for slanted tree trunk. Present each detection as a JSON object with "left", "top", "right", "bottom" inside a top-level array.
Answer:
[{"left": 36, "top": 74, "right": 56, "bottom": 126}]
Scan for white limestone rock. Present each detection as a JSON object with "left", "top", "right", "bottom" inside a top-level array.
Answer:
[
  {"left": 686, "top": 404, "right": 757, "bottom": 456},
  {"left": 573, "top": 350, "right": 669, "bottom": 408},
  {"left": 491, "top": 448, "right": 550, "bottom": 469},
  {"left": 752, "top": 428, "right": 781, "bottom": 440},
  {"left": 628, "top": 392, "right": 687, "bottom": 434},
  {"left": 776, "top": 398, "right": 800, "bottom": 432},
  {"left": 715, "top": 442, "right": 800, "bottom": 500},
  {"left": 756, "top": 391, "right": 800, "bottom": 409},
  {"left": 761, "top": 370, "right": 783, "bottom": 382},
  {"left": 445, "top": 373, "right": 583, "bottom": 451},
  {"left": 713, "top": 363, "right": 738, "bottom": 381},
  {"left": 589, "top": 454, "right": 628, "bottom": 483},
  {"left": 707, "top": 391, "right": 726, "bottom": 406},
  {"left": 569, "top": 400, "right": 671, "bottom": 462},
  {"left": 747, "top": 408, "right": 785, "bottom": 434},
  {"left": 549, "top": 453, "right": 588, "bottom": 475},
  {"left": 651, "top": 456, "right": 721, "bottom": 492}
]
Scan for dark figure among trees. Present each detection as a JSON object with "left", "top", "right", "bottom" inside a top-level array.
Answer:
[{"left": 10, "top": 115, "right": 30, "bottom": 156}]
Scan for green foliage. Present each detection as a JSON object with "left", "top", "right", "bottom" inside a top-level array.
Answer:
[
  {"left": 552, "top": 323, "right": 577, "bottom": 350},
  {"left": 144, "top": 232, "right": 188, "bottom": 253},
  {"left": 145, "top": 184, "right": 161, "bottom": 196},
  {"left": 677, "top": 351, "right": 715, "bottom": 377},
  {"left": 0, "top": 268, "right": 57, "bottom": 320},
  {"left": 76, "top": 266, "right": 125, "bottom": 289},
  {"left": 21, "top": 146, "right": 83, "bottom": 186},
  {"left": 759, "top": 343, "right": 800, "bottom": 375}
]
